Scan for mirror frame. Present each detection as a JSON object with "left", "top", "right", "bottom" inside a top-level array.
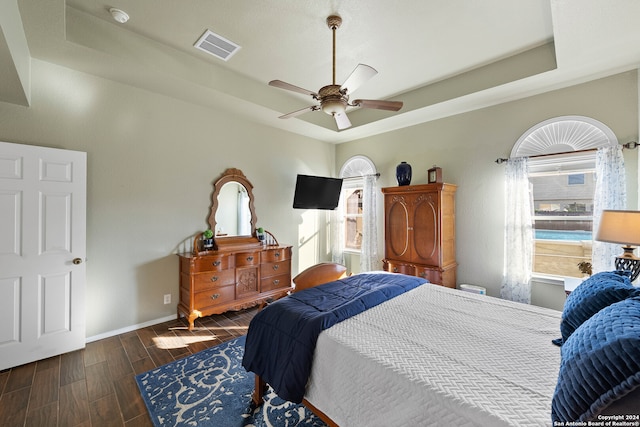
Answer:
[{"left": 208, "top": 168, "right": 258, "bottom": 246}]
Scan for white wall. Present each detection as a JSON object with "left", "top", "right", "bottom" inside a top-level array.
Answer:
[
  {"left": 0, "top": 59, "right": 336, "bottom": 337},
  {"left": 337, "top": 71, "right": 639, "bottom": 308},
  {"left": 1, "top": 60, "right": 637, "bottom": 337}
]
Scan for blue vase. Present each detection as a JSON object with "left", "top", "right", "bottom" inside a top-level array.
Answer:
[{"left": 396, "top": 161, "right": 412, "bottom": 186}]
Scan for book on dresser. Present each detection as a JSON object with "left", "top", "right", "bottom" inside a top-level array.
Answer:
[{"left": 381, "top": 183, "right": 457, "bottom": 288}]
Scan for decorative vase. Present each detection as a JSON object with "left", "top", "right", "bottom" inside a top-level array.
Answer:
[
  {"left": 396, "top": 161, "right": 412, "bottom": 186},
  {"left": 202, "top": 238, "right": 215, "bottom": 251}
]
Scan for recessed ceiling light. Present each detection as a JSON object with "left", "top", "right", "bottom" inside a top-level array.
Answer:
[{"left": 109, "top": 8, "right": 129, "bottom": 24}]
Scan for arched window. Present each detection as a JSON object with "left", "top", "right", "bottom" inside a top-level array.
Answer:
[
  {"left": 338, "top": 156, "right": 377, "bottom": 252},
  {"left": 514, "top": 116, "right": 618, "bottom": 278}
]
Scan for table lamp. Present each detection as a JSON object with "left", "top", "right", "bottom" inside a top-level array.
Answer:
[{"left": 595, "top": 210, "right": 640, "bottom": 281}]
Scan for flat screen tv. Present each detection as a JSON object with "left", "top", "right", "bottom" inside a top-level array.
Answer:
[{"left": 293, "top": 174, "right": 343, "bottom": 210}]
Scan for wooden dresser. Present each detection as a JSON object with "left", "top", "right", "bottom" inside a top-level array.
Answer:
[
  {"left": 382, "top": 183, "right": 457, "bottom": 288},
  {"left": 178, "top": 244, "right": 292, "bottom": 329}
]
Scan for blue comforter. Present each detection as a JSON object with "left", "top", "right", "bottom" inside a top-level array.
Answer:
[{"left": 242, "top": 272, "right": 427, "bottom": 403}]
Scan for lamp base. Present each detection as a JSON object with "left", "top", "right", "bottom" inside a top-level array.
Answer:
[{"left": 615, "top": 246, "right": 640, "bottom": 281}]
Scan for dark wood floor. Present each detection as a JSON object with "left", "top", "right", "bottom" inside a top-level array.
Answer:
[{"left": 0, "top": 307, "right": 259, "bottom": 427}]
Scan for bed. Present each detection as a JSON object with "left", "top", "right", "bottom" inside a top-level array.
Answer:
[{"left": 242, "top": 264, "right": 640, "bottom": 426}]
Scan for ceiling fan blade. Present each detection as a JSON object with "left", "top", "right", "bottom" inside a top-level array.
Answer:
[
  {"left": 279, "top": 105, "right": 320, "bottom": 119},
  {"left": 334, "top": 112, "right": 352, "bottom": 130},
  {"left": 340, "top": 64, "right": 378, "bottom": 94},
  {"left": 269, "top": 80, "right": 318, "bottom": 97},
  {"left": 352, "top": 99, "right": 403, "bottom": 111}
]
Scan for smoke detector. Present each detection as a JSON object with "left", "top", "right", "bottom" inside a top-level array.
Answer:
[{"left": 109, "top": 8, "right": 129, "bottom": 24}]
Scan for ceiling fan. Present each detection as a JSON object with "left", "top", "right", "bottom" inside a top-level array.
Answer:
[{"left": 269, "top": 15, "right": 403, "bottom": 130}]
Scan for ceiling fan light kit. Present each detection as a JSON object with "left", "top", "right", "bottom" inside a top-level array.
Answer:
[{"left": 269, "top": 14, "right": 403, "bottom": 130}]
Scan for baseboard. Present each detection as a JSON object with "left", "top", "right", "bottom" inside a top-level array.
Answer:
[{"left": 86, "top": 314, "right": 178, "bottom": 343}]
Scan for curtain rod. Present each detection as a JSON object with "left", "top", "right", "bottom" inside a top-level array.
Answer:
[
  {"left": 495, "top": 142, "right": 638, "bottom": 164},
  {"left": 342, "top": 172, "right": 380, "bottom": 180}
]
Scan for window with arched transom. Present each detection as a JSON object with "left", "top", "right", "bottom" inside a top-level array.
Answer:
[{"left": 514, "top": 116, "right": 618, "bottom": 277}]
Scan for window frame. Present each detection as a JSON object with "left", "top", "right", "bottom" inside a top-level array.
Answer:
[
  {"left": 338, "top": 155, "right": 377, "bottom": 255},
  {"left": 341, "top": 181, "right": 364, "bottom": 254},
  {"left": 527, "top": 148, "right": 597, "bottom": 278}
]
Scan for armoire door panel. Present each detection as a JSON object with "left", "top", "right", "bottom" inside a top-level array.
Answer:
[
  {"left": 386, "top": 199, "right": 410, "bottom": 258},
  {"left": 412, "top": 195, "right": 439, "bottom": 264}
]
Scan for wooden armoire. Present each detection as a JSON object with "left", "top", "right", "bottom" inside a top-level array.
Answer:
[{"left": 382, "top": 183, "right": 457, "bottom": 288}]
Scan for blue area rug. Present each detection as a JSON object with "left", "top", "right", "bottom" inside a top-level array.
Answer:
[{"left": 136, "top": 335, "right": 327, "bottom": 427}]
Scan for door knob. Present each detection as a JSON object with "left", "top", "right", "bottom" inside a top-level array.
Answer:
[{"left": 72, "top": 258, "right": 83, "bottom": 265}]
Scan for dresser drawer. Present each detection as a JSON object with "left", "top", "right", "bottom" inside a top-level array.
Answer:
[
  {"left": 193, "top": 269, "right": 235, "bottom": 291},
  {"left": 261, "top": 247, "right": 291, "bottom": 263},
  {"left": 261, "top": 273, "right": 291, "bottom": 292},
  {"left": 193, "top": 254, "right": 231, "bottom": 272},
  {"left": 235, "top": 251, "right": 260, "bottom": 267},
  {"left": 260, "top": 260, "right": 291, "bottom": 279},
  {"left": 193, "top": 285, "right": 235, "bottom": 309}
]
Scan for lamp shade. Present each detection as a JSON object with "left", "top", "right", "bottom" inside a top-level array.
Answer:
[{"left": 595, "top": 210, "right": 640, "bottom": 246}]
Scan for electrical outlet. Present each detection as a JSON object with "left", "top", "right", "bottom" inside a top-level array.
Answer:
[{"left": 163, "top": 294, "right": 171, "bottom": 304}]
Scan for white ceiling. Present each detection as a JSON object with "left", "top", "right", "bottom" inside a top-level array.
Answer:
[{"left": 7, "top": 0, "right": 640, "bottom": 143}]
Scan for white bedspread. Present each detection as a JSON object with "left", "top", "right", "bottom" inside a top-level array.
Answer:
[{"left": 305, "top": 284, "right": 561, "bottom": 427}]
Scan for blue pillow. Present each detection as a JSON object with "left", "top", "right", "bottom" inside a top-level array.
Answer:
[
  {"left": 552, "top": 296, "right": 640, "bottom": 422},
  {"left": 558, "top": 271, "right": 638, "bottom": 345}
]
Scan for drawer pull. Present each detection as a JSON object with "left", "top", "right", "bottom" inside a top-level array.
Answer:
[
  {"left": 419, "top": 272, "right": 426, "bottom": 278},
  {"left": 273, "top": 279, "right": 280, "bottom": 285},
  {"left": 247, "top": 256, "right": 254, "bottom": 262},
  {"left": 393, "top": 267, "right": 399, "bottom": 273},
  {"left": 272, "top": 264, "right": 279, "bottom": 270},
  {"left": 212, "top": 260, "right": 221, "bottom": 267},
  {"left": 274, "top": 252, "right": 280, "bottom": 258},
  {"left": 211, "top": 293, "right": 220, "bottom": 300},
  {"left": 210, "top": 276, "right": 218, "bottom": 282}
]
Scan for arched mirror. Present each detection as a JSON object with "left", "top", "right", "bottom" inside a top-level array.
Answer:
[{"left": 209, "top": 168, "right": 257, "bottom": 243}]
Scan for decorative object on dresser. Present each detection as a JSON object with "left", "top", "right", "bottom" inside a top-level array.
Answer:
[
  {"left": 200, "top": 228, "right": 216, "bottom": 251},
  {"left": 395, "top": 161, "right": 412, "bottom": 186},
  {"left": 382, "top": 183, "right": 457, "bottom": 288},
  {"left": 177, "top": 168, "right": 292, "bottom": 330},
  {"left": 427, "top": 165, "right": 442, "bottom": 184}
]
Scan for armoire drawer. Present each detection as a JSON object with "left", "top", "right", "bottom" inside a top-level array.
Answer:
[
  {"left": 385, "top": 261, "right": 415, "bottom": 276},
  {"left": 414, "top": 267, "right": 443, "bottom": 285}
]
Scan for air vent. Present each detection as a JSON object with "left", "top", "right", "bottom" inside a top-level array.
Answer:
[{"left": 194, "top": 30, "right": 240, "bottom": 61}]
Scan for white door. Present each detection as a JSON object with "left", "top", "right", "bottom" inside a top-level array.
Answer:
[{"left": 0, "top": 141, "right": 86, "bottom": 370}]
